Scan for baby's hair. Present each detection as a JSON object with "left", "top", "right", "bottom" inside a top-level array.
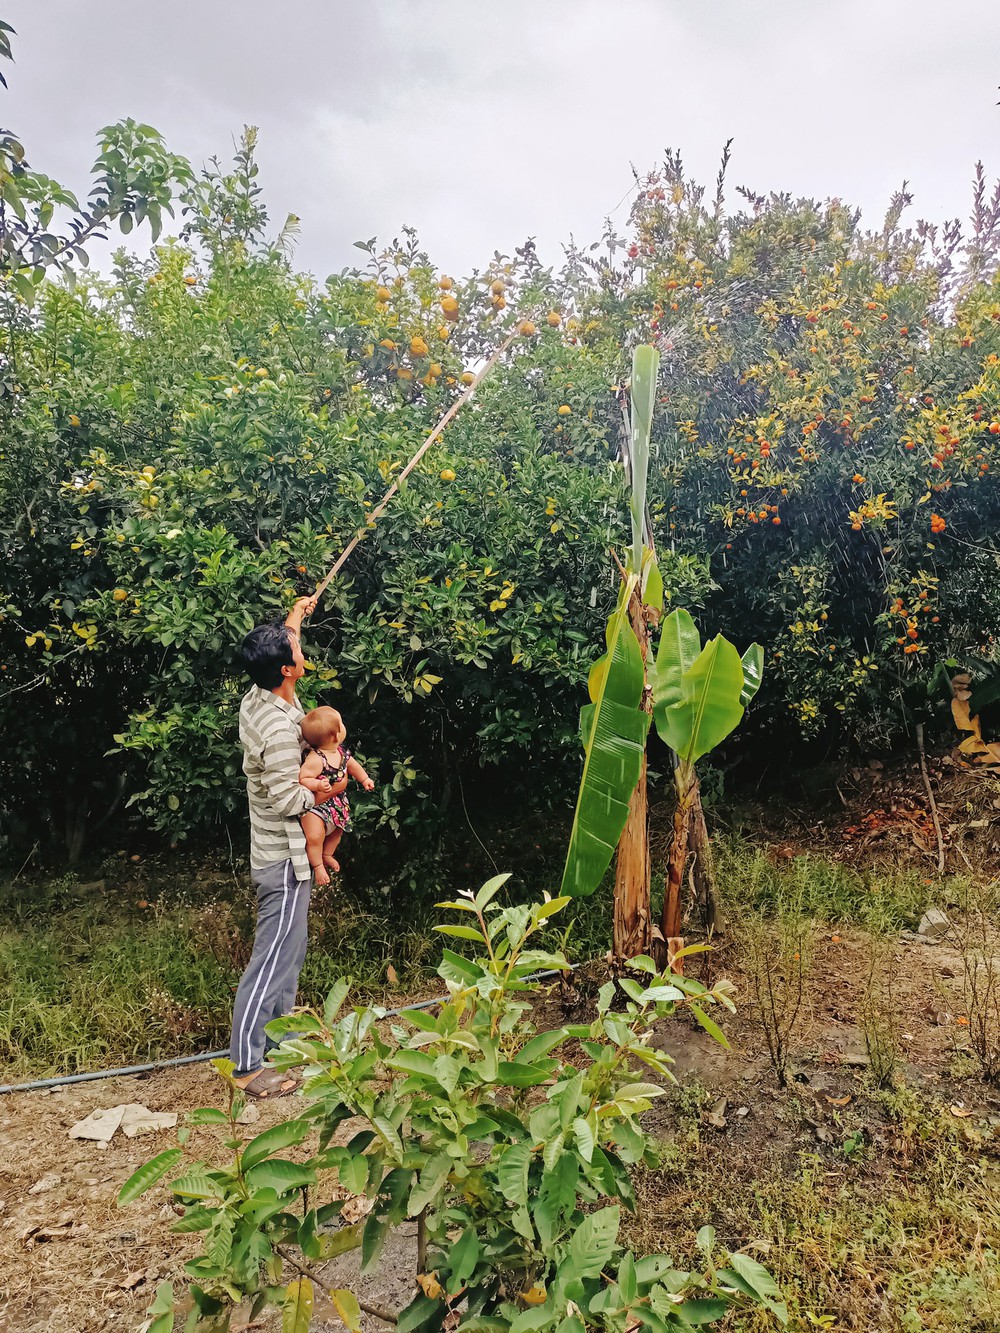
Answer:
[{"left": 302, "top": 706, "right": 344, "bottom": 749}]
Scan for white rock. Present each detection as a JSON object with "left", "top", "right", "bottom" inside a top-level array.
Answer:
[
  {"left": 918, "top": 908, "right": 951, "bottom": 940},
  {"left": 27, "top": 1172, "right": 62, "bottom": 1195}
]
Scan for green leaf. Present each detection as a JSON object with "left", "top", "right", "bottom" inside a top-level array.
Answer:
[
  {"left": 739, "top": 643, "right": 764, "bottom": 708},
  {"left": 475, "top": 873, "right": 511, "bottom": 909},
  {"left": 242, "top": 1118, "right": 311, "bottom": 1171},
  {"left": 629, "top": 345, "right": 660, "bottom": 573},
  {"left": 449, "top": 1226, "right": 480, "bottom": 1287},
  {"left": 324, "top": 979, "right": 351, "bottom": 1025},
  {"left": 535, "top": 895, "right": 571, "bottom": 920},
  {"left": 497, "top": 1142, "right": 531, "bottom": 1206},
  {"left": 243, "top": 1158, "right": 317, "bottom": 1194},
  {"left": 117, "top": 1148, "right": 183, "bottom": 1205},
  {"left": 643, "top": 553, "right": 663, "bottom": 613},
  {"left": 572, "top": 1116, "right": 596, "bottom": 1163},
  {"left": 561, "top": 577, "right": 650, "bottom": 897},
  {"left": 676, "top": 1298, "right": 729, "bottom": 1324},
  {"left": 433, "top": 924, "right": 486, "bottom": 943},
  {"left": 282, "top": 1277, "right": 314, "bottom": 1333},
  {"left": 726, "top": 1251, "right": 787, "bottom": 1320},
  {"left": 567, "top": 1205, "right": 620, "bottom": 1278},
  {"left": 651, "top": 607, "right": 701, "bottom": 729},
  {"left": 145, "top": 1280, "right": 175, "bottom": 1333},
  {"left": 696, "top": 1224, "right": 716, "bottom": 1255},
  {"left": 407, "top": 1151, "right": 452, "bottom": 1217},
  {"left": 332, "top": 1288, "right": 362, "bottom": 1332},
  {"left": 495, "top": 1060, "right": 557, "bottom": 1087},
  {"left": 689, "top": 1003, "right": 730, "bottom": 1049},
  {"left": 656, "top": 634, "right": 746, "bottom": 767}
]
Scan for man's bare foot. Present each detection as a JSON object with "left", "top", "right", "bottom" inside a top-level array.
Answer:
[
  {"left": 323, "top": 856, "right": 340, "bottom": 873},
  {"left": 311, "top": 862, "right": 330, "bottom": 886}
]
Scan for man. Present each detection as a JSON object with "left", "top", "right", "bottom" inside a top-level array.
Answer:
[{"left": 228, "top": 596, "right": 332, "bottom": 1098}]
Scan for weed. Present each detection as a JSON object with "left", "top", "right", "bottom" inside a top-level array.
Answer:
[
  {"left": 738, "top": 903, "right": 813, "bottom": 1087},
  {"left": 952, "top": 879, "right": 1000, "bottom": 1080},
  {"left": 859, "top": 934, "right": 901, "bottom": 1089}
]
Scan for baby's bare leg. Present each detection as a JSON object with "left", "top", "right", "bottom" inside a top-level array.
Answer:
[
  {"left": 323, "top": 830, "right": 343, "bottom": 873},
  {"left": 302, "top": 812, "right": 330, "bottom": 885}
]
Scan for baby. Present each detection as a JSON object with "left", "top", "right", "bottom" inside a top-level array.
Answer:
[{"left": 298, "top": 706, "right": 374, "bottom": 885}]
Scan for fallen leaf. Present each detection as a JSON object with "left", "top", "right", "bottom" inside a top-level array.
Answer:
[
  {"left": 703, "top": 1096, "right": 728, "bottom": 1129},
  {"left": 825, "top": 1094, "right": 852, "bottom": 1107},
  {"left": 417, "top": 1273, "right": 443, "bottom": 1300},
  {"left": 950, "top": 1105, "right": 974, "bottom": 1118},
  {"left": 28, "top": 1172, "right": 62, "bottom": 1196},
  {"left": 386, "top": 963, "right": 399, "bottom": 987}
]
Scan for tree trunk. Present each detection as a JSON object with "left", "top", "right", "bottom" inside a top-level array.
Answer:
[
  {"left": 663, "top": 773, "right": 694, "bottom": 942},
  {"left": 689, "top": 781, "right": 723, "bottom": 936},
  {"left": 612, "top": 588, "right": 652, "bottom": 963},
  {"left": 613, "top": 750, "right": 651, "bottom": 959}
]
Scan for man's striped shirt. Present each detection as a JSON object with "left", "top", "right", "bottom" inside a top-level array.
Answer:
[{"left": 239, "top": 685, "right": 315, "bottom": 882}]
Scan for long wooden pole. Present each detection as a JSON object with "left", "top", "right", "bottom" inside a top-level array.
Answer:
[{"left": 309, "top": 329, "right": 520, "bottom": 607}]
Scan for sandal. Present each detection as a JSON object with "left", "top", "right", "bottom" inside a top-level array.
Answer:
[{"left": 237, "top": 1068, "right": 301, "bottom": 1099}]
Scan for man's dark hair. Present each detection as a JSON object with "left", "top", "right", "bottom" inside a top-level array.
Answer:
[{"left": 241, "top": 622, "right": 294, "bottom": 690}]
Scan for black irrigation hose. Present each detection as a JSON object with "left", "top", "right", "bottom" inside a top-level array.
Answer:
[{"left": 0, "top": 967, "right": 578, "bottom": 1095}]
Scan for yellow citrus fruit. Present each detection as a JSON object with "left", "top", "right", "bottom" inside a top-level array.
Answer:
[
  {"left": 376, "top": 285, "right": 392, "bottom": 303},
  {"left": 409, "top": 335, "right": 429, "bottom": 357},
  {"left": 421, "top": 373, "right": 438, "bottom": 386},
  {"left": 438, "top": 275, "right": 454, "bottom": 290},
  {"left": 441, "top": 296, "right": 459, "bottom": 320},
  {"left": 558, "top": 405, "right": 572, "bottom": 415},
  {"left": 547, "top": 311, "right": 561, "bottom": 327},
  {"left": 491, "top": 295, "right": 506, "bottom": 310},
  {"left": 112, "top": 588, "right": 128, "bottom": 602},
  {"left": 69, "top": 414, "right": 81, "bottom": 427},
  {"left": 460, "top": 371, "right": 475, "bottom": 385},
  {"left": 255, "top": 367, "right": 268, "bottom": 377},
  {"left": 490, "top": 278, "right": 505, "bottom": 296},
  {"left": 437, "top": 325, "right": 450, "bottom": 340},
  {"left": 397, "top": 367, "right": 413, "bottom": 380},
  {"left": 184, "top": 275, "right": 197, "bottom": 286},
  {"left": 440, "top": 468, "right": 456, "bottom": 482},
  {"left": 428, "top": 362, "right": 442, "bottom": 377},
  {"left": 518, "top": 319, "right": 536, "bottom": 336},
  {"left": 379, "top": 338, "right": 397, "bottom": 350}
]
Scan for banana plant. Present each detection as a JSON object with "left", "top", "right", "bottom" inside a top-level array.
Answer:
[
  {"left": 560, "top": 347, "right": 658, "bottom": 956},
  {"left": 652, "top": 609, "right": 763, "bottom": 940},
  {"left": 561, "top": 344, "right": 764, "bottom": 962}
]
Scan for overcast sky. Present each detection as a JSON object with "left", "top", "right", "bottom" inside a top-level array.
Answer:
[{"left": 5, "top": 1, "right": 1000, "bottom": 280}]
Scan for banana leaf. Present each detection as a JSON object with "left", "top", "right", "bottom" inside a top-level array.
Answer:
[
  {"left": 655, "top": 634, "right": 746, "bottom": 768},
  {"left": 628, "top": 345, "right": 659, "bottom": 574},
  {"left": 561, "top": 576, "right": 651, "bottom": 897},
  {"left": 739, "top": 642, "right": 764, "bottom": 707},
  {"left": 651, "top": 607, "right": 702, "bottom": 737}
]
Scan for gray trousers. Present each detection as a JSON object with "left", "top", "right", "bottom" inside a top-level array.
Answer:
[{"left": 229, "top": 859, "right": 311, "bottom": 1077}]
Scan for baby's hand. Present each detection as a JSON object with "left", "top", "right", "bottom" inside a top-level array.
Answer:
[{"left": 362, "top": 778, "right": 375, "bottom": 792}]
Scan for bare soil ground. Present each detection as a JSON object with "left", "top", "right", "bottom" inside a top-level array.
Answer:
[{"left": 1, "top": 915, "right": 996, "bottom": 1333}]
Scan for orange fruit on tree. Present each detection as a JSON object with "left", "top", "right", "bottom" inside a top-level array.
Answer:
[
  {"left": 376, "top": 285, "right": 392, "bottom": 303},
  {"left": 409, "top": 335, "right": 429, "bottom": 358},
  {"left": 441, "top": 296, "right": 459, "bottom": 320},
  {"left": 557, "top": 404, "right": 572, "bottom": 415},
  {"left": 379, "top": 338, "right": 397, "bottom": 350},
  {"left": 184, "top": 275, "right": 197, "bottom": 286},
  {"left": 491, "top": 294, "right": 506, "bottom": 310},
  {"left": 546, "top": 311, "right": 561, "bottom": 327},
  {"left": 490, "top": 278, "right": 505, "bottom": 296},
  {"left": 518, "top": 320, "right": 536, "bottom": 336},
  {"left": 428, "top": 362, "right": 442, "bottom": 377},
  {"left": 440, "top": 468, "right": 456, "bottom": 482},
  {"left": 460, "top": 371, "right": 475, "bottom": 386},
  {"left": 397, "top": 367, "right": 413, "bottom": 380},
  {"left": 113, "top": 588, "right": 128, "bottom": 602},
  {"left": 438, "top": 275, "right": 454, "bottom": 290}
]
